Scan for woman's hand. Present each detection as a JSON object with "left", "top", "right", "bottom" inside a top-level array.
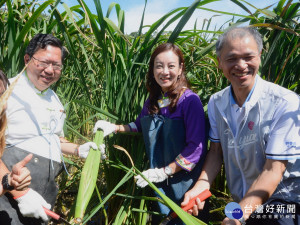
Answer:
[
  {"left": 93, "top": 120, "right": 117, "bottom": 137},
  {"left": 222, "top": 217, "right": 241, "bottom": 225},
  {"left": 10, "top": 154, "right": 32, "bottom": 191},
  {"left": 135, "top": 168, "right": 168, "bottom": 188}
]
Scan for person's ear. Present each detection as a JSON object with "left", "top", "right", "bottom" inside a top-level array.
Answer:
[
  {"left": 24, "top": 54, "right": 30, "bottom": 64},
  {"left": 179, "top": 62, "right": 183, "bottom": 74},
  {"left": 217, "top": 57, "right": 222, "bottom": 69}
]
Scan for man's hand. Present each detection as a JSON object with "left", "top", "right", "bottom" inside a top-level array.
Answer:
[
  {"left": 15, "top": 188, "right": 51, "bottom": 222},
  {"left": 222, "top": 217, "right": 241, "bottom": 225},
  {"left": 135, "top": 168, "right": 168, "bottom": 188},
  {"left": 10, "top": 154, "right": 32, "bottom": 191},
  {"left": 78, "top": 142, "right": 106, "bottom": 159},
  {"left": 181, "top": 187, "right": 206, "bottom": 216},
  {"left": 93, "top": 120, "right": 116, "bottom": 137}
]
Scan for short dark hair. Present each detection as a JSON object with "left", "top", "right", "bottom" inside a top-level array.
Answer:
[
  {"left": 216, "top": 27, "right": 263, "bottom": 57},
  {"left": 25, "top": 34, "right": 68, "bottom": 62}
]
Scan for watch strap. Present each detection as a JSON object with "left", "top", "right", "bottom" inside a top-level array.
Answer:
[
  {"left": 164, "top": 166, "right": 173, "bottom": 176},
  {"left": 238, "top": 216, "right": 246, "bottom": 225},
  {"left": 2, "top": 173, "right": 14, "bottom": 191}
]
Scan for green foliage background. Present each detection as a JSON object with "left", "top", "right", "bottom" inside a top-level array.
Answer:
[{"left": 0, "top": 0, "right": 299, "bottom": 224}]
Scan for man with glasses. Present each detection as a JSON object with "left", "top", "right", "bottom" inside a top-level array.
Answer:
[{"left": 0, "top": 34, "right": 105, "bottom": 224}]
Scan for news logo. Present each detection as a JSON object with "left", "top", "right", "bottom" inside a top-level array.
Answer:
[{"left": 225, "top": 202, "right": 243, "bottom": 220}]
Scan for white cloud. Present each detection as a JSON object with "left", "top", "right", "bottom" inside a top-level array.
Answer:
[
  {"left": 119, "top": 0, "right": 258, "bottom": 34},
  {"left": 79, "top": 0, "right": 282, "bottom": 34},
  {"left": 124, "top": 0, "right": 183, "bottom": 34}
]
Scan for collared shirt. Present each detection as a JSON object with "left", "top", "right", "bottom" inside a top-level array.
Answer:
[
  {"left": 5, "top": 72, "right": 66, "bottom": 162},
  {"left": 229, "top": 76, "right": 258, "bottom": 136},
  {"left": 207, "top": 75, "right": 300, "bottom": 202}
]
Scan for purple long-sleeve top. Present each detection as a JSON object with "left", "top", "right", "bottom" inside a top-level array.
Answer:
[{"left": 129, "top": 89, "right": 206, "bottom": 171}]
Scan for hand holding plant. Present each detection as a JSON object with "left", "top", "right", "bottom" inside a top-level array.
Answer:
[
  {"left": 135, "top": 168, "right": 168, "bottom": 188},
  {"left": 78, "top": 142, "right": 106, "bottom": 159},
  {"left": 93, "top": 120, "right": 116, "bottom": 137}
]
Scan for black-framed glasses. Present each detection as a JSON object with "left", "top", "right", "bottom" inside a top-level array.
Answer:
[{"left": 32, "top": 56, "right": 63, "bottom": 71}]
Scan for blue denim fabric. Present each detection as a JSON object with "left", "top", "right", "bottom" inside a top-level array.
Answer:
[{"left": 140, "top": 115, "right": 207, "bottom": 225}]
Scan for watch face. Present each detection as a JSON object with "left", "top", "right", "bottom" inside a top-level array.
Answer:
[{"left": 164, "top": 166, "right": 172, "bottom": 176}]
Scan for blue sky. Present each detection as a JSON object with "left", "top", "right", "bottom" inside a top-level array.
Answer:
[{"left": 58, "top": 0, "right": 288, "bottom": 34}]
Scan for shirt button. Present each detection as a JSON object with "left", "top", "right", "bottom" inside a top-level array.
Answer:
[{"left": 34, "top": 158, "right": 39, "bottom": 163}]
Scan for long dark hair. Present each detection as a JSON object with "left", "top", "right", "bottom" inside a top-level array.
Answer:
[
  {"left": 0, "top": 70, "right": 9, "bottom": 157},
  {"left": 146, "top": 43, "right": 189, "bottom": 114}
]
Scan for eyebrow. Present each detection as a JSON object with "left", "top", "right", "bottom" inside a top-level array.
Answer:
[
  {"left": 36, "top": 58, "right": 62, "bottom": 65},
  {"left": 154, "top": 61, "right": 177, "bottom": 64},
  {"left": 226, "top": 52, "right": 257, "bottom": 57}
]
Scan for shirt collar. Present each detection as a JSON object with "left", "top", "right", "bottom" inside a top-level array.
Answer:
[{"left": 230, "top": 75, "right": 258, "bottom": 107}]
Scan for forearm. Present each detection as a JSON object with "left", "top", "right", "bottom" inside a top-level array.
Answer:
[
  {"left": 60, "top": 137, "right": 79, "bottom": 156},
  {"left": 181, "top": 142, "right": 223, "bottom": 213},
  {"left": 239, "top": 159, "right": 287, "bottom": 220},
  {"left": 194, "top": 142, "right": 223, "bottom": 190},
  {"left": 168, "top": 161, "right": 183, "bottom": 174},
  {"left": 115, "top": 124, "right": 131, "bottom": 133}
]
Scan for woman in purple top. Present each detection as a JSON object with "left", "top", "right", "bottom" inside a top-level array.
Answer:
[{"left": 94, "top": 43, "right": 208, "bottom": 224}]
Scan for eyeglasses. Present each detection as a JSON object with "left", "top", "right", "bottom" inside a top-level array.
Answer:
[{"left": 32, "top": 56, "right": 63, "bottom": 71}]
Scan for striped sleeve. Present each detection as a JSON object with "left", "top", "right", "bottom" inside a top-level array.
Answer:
[{"left": 208, "top": 97, "right": 220, "bottom": 143}]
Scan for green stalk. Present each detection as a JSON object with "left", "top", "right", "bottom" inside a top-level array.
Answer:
[{"left": 74, "top": 130, "right": 104, "bottom": 222}]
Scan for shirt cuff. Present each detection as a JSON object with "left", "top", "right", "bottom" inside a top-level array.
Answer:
[
  {"left": 209, "top": 137, "right": 220, "bottom": 143},
  {"left": 266, "top": 153, "right": 300, "bottom": 160},
  {"left": 175, "top": 154, "right": 196, "bottom": 171},
  {"left": 128, "top": 122, "right": 138, "bottom": 132}
]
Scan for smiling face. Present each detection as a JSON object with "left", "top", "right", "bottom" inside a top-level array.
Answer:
[
  {"left": 218, "top": 36, "right": 261, "bottom": 94},
  {"left": 24, "top": 45, "right": 62, "bottom": 91},
  {"left": 153, "top": 50, "right": 183, "bottom": 92}
]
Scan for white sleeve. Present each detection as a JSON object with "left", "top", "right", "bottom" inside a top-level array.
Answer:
[
  {"left": 208, "top": 96, "right": 220, "bottom": 142},
  {"left": 265, "top": 93, "right": 300, "bottom": 160}
]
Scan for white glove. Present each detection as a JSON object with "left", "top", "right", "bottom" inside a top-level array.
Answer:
[
  {"left": 135, "top": 168, "right": 168, "bottom": 188},
  {"left": 93, "top": 120, "right": 116, "bottom": 137},
  {"left": 15, "top": 188, "right": 51, "bottom": 222},
  {"left": 78, "top": 142, "right": 105, "bottom": 158},
  {"left": 99, "top": 144, "right": 107, "bottom": 160}
]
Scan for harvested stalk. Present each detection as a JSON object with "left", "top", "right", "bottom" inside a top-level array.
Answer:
[{"left": 74, "top": 130, "right": 104, "bottom": 223}]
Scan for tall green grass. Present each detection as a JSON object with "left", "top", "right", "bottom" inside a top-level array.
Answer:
[{"left": 0, "top": 0, "right": 299, "bottom": 224}]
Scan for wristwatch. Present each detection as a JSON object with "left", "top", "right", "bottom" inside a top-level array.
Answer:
[
  {"left": 238, "top": 216, "right": 246, "bottom": 225},
  {"left": 164, "top": 165, "right": 173, "bottom": 176},
  {"left": 2, "top": 173, "right": 14, "bottom": 191}
]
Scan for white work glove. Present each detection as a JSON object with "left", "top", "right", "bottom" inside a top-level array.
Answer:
[
  {"left": 78, "top": 142, "right": 106, "bottom": 159},
  {"left": 15, "top": 188, "right": 51, "bottom": 222},
  {"left": 135, "top": 168, "right": 168, "bottom": 188},
  {"left": 93, "top": 120, "right": 116, "bottom": 137},
  {"left": 99, "top": 144, "right": 107, "bottom": 160}
]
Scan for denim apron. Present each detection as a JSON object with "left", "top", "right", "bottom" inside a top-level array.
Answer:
[
  {"left": 140, "top": 115, "right": 206, "bottom": 225},
  {"left": 0, "top": 147, "right": 62, "bottom": 225}
]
